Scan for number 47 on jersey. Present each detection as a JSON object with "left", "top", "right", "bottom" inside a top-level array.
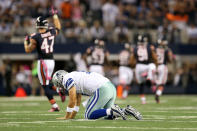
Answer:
[{"left": 41, "top": 36, "right": 55, "bottom": 53}]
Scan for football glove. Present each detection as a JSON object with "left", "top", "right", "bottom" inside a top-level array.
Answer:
[{"left": 50, "top": 6, "right": 58, "bottom": 16}]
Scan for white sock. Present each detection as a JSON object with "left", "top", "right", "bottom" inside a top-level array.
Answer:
[
  {"left": 123, "top": 90, "right": 128, "bottom": 98},
  {"left": 52, "top": 103, "right": 58, "bottom": 108},
  {"left": 106, "top": 109, "right": 111, "bottom": 116},
  {"left": 141, "top": 97, "right": 146, "bottom": 102},
  {"left": 156, "top": 90, "right": 162, "bottom": 96}
]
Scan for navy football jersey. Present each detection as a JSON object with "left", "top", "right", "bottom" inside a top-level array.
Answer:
[
  {"left": 119, "top": 49, "right": 131, "bottom": 66},
  {"left": 156, "top": 47, "right": 170, "bottom": 65},
  {"left": 89, "top": 46, "right": 106, "bottom": 65},
  {"left": 134, "top": 45, "right": 152, "bottom": 64},
  {"left": 31, "top": 28, "right": 57, "bottom": 59}
]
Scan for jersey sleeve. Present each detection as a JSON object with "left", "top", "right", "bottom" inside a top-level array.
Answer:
[
  {"left": 49, "top": 27, "right": 58, "bottom": 35},
  {"left": 30, "top": 33, "right": 38, "bottom": 42},
  {"left": 63, "top": 75, "right": 76, "bottom": 90}
]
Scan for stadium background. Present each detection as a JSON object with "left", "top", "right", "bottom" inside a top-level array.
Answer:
[{"left": 0, "top": 0, "right": 197, "bottom": 96}]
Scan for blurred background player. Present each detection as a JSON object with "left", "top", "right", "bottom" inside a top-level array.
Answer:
[
  {"left": 73, "top": 53, "right": 87, "bottom": 72},
  {"left": 155, "top": 38, "right": 174, "bottom": 103},
  {"left": 117, "top": 43, "right": 133, "bottom": 99},
  {"left": 130, "top": 35, "right": 158, "bottom": 104},
  {"left": 52, "top": 70, "right": 142, "bottom": 120},
  {"left": 24, "top": 7, "right": 62, "bottom": 112},
  {"left": 85, "top": 39, "right": 109, "bottom": 76}
]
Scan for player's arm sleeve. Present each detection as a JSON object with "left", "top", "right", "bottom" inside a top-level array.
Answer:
[{"left": 64, "top": 78, "right": 75, "bottom": 90}]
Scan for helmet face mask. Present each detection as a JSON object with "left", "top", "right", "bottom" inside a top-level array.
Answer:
[
  {"left": 94, "top": 39, "right": 105, "bottom": 48},
  {"left": 36, "top": 16, "right": 49, "bottom": 29},
  {"left": 137, "top": 35, "right": 148, "bottom": 45},
  {"left": 157, "top": 39, "right": 168, "bottom": 48},
  {"left": 124, "top": 43, "right": 130, "bottom": 50},
  {"left": 52, "top": 70, "right": 68, "bottom": 89}
]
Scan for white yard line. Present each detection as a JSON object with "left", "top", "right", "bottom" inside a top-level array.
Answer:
[
  {"left": 0, "top": 103, "right": 40, "bottom": 106},
  {"left": 157, "top": 107, "right": 197, "bottom": 110},
  {"left": 66, "top": 126, "right": 197, "bottom": 130},
  {"left": 143, "top": 115, "right": 197, "bottom": 119},
  {"left": 0, "top": 118, "right": 31, "bottom": 120},
  {"left": 143, "top": 111, "right": 197, "bottom": 113},
  {"left": 2, "top": 124, "right": 197, "bottom": 130},
  {"left": 8, "top": 120, "right": 69, "bottom": 124},
  {"left": 3, "top": 113, "right": 61, "bottom": 116}
]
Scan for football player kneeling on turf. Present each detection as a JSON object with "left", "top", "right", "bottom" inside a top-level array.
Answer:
[{"left": 52, "top": 70, "right": 142, "bottom": 120}]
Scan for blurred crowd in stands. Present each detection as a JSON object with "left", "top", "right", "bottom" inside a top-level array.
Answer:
[
  {"left": 0, "top": 0, "right": 197, "bottom": 44},
  {"left": 0, "top": 0, "right": 197, "bottom": 96}
]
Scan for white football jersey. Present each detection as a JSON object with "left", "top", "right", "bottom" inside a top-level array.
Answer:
[{"left": 62, "top": 71, "right": 110, "bottom": 96}]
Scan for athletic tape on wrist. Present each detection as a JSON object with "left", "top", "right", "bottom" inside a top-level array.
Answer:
[
  {"left": 66, "top": 107, "right": 73, "bottom": 112},
  {"left": 53, "top": 14, "right": 58, "bottom": 19},
  {"left": 73, "top": 106, "right": 79, "bottom": 112}
]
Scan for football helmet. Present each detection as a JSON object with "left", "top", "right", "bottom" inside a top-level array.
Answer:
[
  {"left": 36, "top": 16, "right": 49, "bottom": 29},
  {"left": 157, "top": 38, "right": 168, "bottom": 45},
  {"left": 52, "top": 70, "right": 68, "bottom": 89},
  {"left": 94, "top": 39, "right": 105, "bottom": 48},
  {"left": 124, "top": 43, "right": 130, "bottom": 50},
  {"left": 137, "top": 35, "right": 148, "bottom": 45}
]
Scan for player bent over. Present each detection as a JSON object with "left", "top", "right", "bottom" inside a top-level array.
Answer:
[
  {"left": 24, "top": 7, "right": 64, "bottom": 112},
  {"left": 52, "top": 70, "right": 142, "bottom": 120}
]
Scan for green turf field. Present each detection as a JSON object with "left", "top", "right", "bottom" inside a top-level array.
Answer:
[{"left": 0, "top": 95, "right": 197, "bottom": 131}]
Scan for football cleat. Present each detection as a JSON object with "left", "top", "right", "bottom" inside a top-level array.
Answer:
[
  {"left": 111, "top": 104, "right": 127, "bottom": 120},
  {"left": 48, "top": 107, "right": 60, "bottom": 112},
  {"left": 124, "top": 105, "right": 142, "bottom": 120}
]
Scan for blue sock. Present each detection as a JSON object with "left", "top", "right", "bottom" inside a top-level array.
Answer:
[{"left": 89, "top": 109, "right": 107, "bottom": 119}]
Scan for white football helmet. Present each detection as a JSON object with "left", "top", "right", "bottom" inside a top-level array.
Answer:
[{"left": 52, "top": 70, "right": 68, "bottom": 88}]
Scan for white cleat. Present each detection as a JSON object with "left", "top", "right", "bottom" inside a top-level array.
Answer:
[
  {"left": 124, "top": 105, "right": 142, "bottom": 120},
  {"left": 111, "top": 104, "right": 127, "bottom": 120}
]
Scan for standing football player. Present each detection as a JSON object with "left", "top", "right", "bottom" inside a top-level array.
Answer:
[
  {"left": 130, "top": 35, "right": 158, "bottom": 104},
  {"left": 155, "top": 38, "right": 173, "bottom": 103},
  {"left": 24, "top": 8, "right": 62, "bottom": 112},
  {"left": 117, "top": 43, "right": 133, "bottom": 99},
  {"left": 85, "top": 39, "right": 109, "bottom": 76},
  {"left": 52, "top": 70, "right": 142, "bottom": 120}
]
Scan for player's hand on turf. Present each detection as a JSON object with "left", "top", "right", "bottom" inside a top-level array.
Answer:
[{"left": 56, "top": 117, "right": 66, "bottom": 120}]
